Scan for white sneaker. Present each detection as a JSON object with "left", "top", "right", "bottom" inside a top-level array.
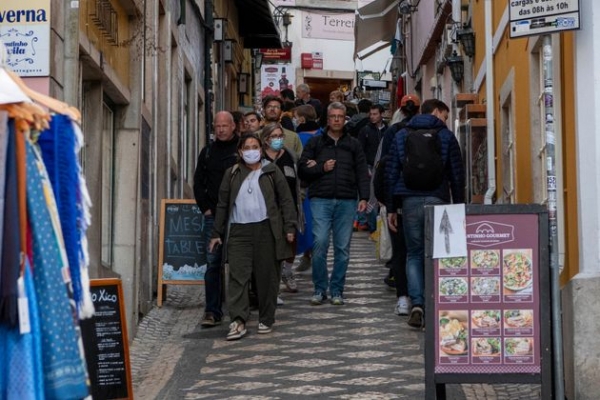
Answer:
[
  {"left": 277, "top": 296, "right": 284, "bottom": 306},
  {"left": 258, "top": 322, "right": 272, "bottom": 334},
  {"left": 395, "top": 296, "right": 411, "bottom": 316}
]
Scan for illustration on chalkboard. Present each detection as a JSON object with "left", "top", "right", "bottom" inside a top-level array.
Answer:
[{"left": 162, "top": 262, "right": 206, "bottom": 280}]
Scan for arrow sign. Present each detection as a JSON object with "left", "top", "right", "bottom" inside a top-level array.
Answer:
[
  {"left": 433, "top": 204, "right": 467, "bottom": 259},
  {"left": 439, "top": 208, "right": 453, "bottom": 254}
]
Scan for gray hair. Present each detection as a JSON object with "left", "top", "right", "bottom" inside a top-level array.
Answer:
[
  {"left": 327, "top": 101, "right": 346, "bottom": 115},
  {"left": 297, "top": 83, "right": 310, "bottom": 94}
]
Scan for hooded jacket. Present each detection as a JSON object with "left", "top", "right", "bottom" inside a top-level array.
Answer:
[{"left": 384, "top": 114, "right": 465, "bottom": 209}]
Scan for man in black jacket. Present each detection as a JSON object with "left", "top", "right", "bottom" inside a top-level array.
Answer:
[
  {"left": 298, "top": 102, "right": 370, "bottom": 306},
  {"left": 193, "top": 111, "right": 239, "bottom": 327}
]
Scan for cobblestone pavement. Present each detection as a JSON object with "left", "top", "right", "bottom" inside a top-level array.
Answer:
[{"left": 130, "top": 232, "right": 542, "bottom": 399}]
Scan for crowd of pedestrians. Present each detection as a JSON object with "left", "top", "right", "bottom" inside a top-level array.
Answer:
[{"left": 193, "top": 85, "right": 464, "bottom": 340}]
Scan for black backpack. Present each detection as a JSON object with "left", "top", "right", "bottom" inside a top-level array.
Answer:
[{"left": 402, "top": 127, "right": 444, "bottom": 191}]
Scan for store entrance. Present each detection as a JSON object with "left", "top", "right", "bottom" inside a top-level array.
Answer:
[{"left": 303, "top": 78, "right": 353, "bottom": 106}]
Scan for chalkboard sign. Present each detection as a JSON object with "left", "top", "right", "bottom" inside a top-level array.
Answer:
[
  {"left": 80, "top": 279, "right": 133, "bottom": 400},
  {"left": 157, "top": 199, "right": 206, "bottom": 306}
]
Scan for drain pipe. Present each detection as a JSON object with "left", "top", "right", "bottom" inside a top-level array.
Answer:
[
  {"left": 483, "top": 0, "right": 496, "bottom": 204},
  {"left": 205, "top": 0, "right": 214, "bottom": 142}
]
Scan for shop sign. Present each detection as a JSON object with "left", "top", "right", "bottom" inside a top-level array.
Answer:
[
  {"left": 0, "top": 0, "right": 50, "bottom": 76},
  {"left": 301, "top": 11, "right": 354, "bottom": 41},
  {"left": 260, "top": 47, "right": 292, "bottom": 62}
]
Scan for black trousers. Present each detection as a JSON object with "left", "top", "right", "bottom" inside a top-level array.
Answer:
[{"left": 227, "top": 220, "right": 279, "bottom": 327}]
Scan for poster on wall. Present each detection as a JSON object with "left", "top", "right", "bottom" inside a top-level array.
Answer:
[
  {"left": 0, "top": 0, "right": 51, "bottom": 76},
  {"left": 260, "top": 64, "right": 295, "bottom": 98}
]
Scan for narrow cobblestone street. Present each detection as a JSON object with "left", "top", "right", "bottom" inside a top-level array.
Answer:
[{"left": 130, "top": 232, "right": 542, "bottom": 399}]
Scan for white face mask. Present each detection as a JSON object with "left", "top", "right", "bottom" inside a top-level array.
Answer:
[{"left": 242, "top": 149, "right": 261, "bottom": 164}]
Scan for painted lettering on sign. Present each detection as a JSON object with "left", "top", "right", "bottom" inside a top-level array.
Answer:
[{"left": 0, "top": 9, "right": 47, "bottom": 23}]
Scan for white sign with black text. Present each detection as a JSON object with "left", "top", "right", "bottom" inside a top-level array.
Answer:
[{"left": 509, "top": 0, "right": 580, "bottom": 38}]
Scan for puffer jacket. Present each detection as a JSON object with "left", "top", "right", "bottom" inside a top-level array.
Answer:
[
  {"left": 212, "top": 161, "right": 297, "bottom": 261},
  {"left": 298, "top": 129, "right": 370, "bottom": 201},
  {"left": 384, "top": 114, "right": 465, "bottom": 209}
]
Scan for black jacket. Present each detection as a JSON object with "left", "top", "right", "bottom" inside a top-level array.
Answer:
[
  {"left": 357, "top": 121, "right": 388, "bottom": 166},
  {"left": 193, "top": 136, "right": 239, "bottom": 214},
  {"left": 298, "top": 130, "right": 370, "bottom": 201}
]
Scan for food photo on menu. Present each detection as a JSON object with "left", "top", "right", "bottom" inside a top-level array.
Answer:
[
  {"left": 471, "top": 277, "right": 501, "bottom": 296},
  {"left": 439, "top": 256, "right": 468, "bottom": 270},
  {"left": 503, "top": 309, "right": 534, "bottom": 329},
  {"left": 504, "top": 337, "right": 534, "bottom": 357},
  {"left": 502, "top": 249, "right": 534, "bottom": 294},
  {"left": 439, "top": 311, "right": 469, "bottom": 356},
  {"left": 472, "top": 337, "right": 501, "bottom": 357},
  {"left": 471, "top": 310, "right": 501, "bottom": 329},
  {"left": 439, "top": 277, "right": 469, "bottom": 296},
  {"left": 470, "top": 249, "right": 500, "bottom": 270}
]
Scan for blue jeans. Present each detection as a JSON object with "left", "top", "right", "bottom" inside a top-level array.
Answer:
[
  {"left": 402, "top": 196, "right": 445, "bottom": 307},
  {"left": 310, "top": 198, "right": 357, "bottom": 297},
  {"left": 202, "top": 214, "right": 223, "bottom": 319}
]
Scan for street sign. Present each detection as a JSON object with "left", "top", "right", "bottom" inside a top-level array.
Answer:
[{"left": 509, "top": 0, "right": 580, "bottom": 38}]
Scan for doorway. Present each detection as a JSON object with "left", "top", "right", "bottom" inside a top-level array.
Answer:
[{"left": 304, "top": 78, "right": 353, "bottom": 106}]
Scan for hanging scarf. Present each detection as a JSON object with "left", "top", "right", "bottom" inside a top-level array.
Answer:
[
  {"left": 0, "top": 119, "right": 20, "bottom": 327},
  {"left": 25, "top": 139, "right": 89, "bottom": 399},
  {"left": 37, "top": 115, "right": 83, "bottom": 312},
  {"left": 0, "top": 112, "right": 8, "bottom": 274},
  {"left": 0, "top": 260, "right": 45, "bottom": 400}
]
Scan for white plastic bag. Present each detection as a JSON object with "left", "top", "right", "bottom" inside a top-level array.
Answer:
[{"left": 378, "top": 206, "right": 392, "bottom": 262}]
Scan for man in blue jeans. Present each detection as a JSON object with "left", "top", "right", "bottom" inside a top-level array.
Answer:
[
  {"left": 193, "top": 111, "right": 239, "bottom": 326},
  {"left": 385, "top": 99, "right": 465, "bottom": 328},
  {"left": 298, "top": 102, "right": 370, "bottom": 305}
]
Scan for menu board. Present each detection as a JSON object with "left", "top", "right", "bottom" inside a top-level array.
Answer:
[
  {"left": 80, "top": 279, "right": 133, "bottom": 400},
  {"left": 157, "top": 199, "right": 206, "bottom": 306},
  {"left": 434, "top": 214, "right": 541, "bottom": 374}
]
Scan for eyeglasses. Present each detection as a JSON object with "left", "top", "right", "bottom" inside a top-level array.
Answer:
[
  {"left": 269, "top": 135, "right": 285, "bottom": 139},
  {"left": 328, "top": 114, "right": 345, "bottom": 121},
  {"left": 266, "top": 105, "right": 281, "bottom": 110}
]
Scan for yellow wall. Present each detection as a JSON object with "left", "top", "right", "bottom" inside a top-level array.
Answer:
[
  {"left": 559, "top": 32, "right": 578, "bottom": 283},
  {"left": 470, "top": 1, "right": 579, "bottom": 282},
  {"left": 80, "top": 0, "right": 130, "bottom": 87}
]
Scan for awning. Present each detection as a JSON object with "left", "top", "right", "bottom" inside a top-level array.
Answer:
[
  {"left": 234, "top": 0, "right": 282, "bottom": 49},
  {"left": 354, "top": 0, "right": 399, "bottom": 60},
  {"left": 415, "top": 0, "right": 452, "bottom": 66}
]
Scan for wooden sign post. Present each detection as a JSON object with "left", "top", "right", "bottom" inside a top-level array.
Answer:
[
  {"left": 157, "top": 199, "right": 206, "bottom": 306},
  {"left": 80, "top": 279, "right": 133, "bottom": 400}
]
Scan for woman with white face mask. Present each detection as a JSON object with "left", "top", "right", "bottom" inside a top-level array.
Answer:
[
  {"left": 261, "top": 123, "right": 303, "bottom": 295},
  {"left": 209, "top": 133, "right": 297, "bottom": 341}
]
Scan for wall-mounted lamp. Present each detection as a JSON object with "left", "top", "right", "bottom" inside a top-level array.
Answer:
[
  {"left": 238, "top": 73, "right": 249, "bottom": 94},
  {"left": 446, "top": 50, "right": 464, "bottom": 83},
  {"left": 457, "top": 26, "right": 475, "bottom": 58},
  {"left": 224, "top": 40, "right": 233, "bottom": 63},
  {"left": 398, "top": 0, "right": 417, "bottom": 15},
  {"left": 214, "top": 18, "right": 227, "bottom": 42},
  {"left": 253, "top": 50, "right": 263, "bottom": 71}
]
